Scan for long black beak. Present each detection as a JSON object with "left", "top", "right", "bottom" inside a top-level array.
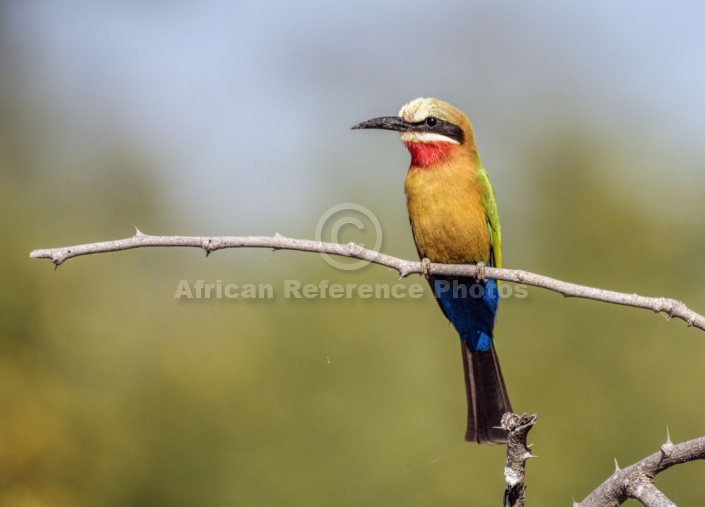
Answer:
[{"left": 351, "top": 116, "right": 413, "bottom": 132}]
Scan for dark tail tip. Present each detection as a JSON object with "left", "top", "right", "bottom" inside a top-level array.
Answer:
[{"left": 461, "top": 342, "right": 512, "bottom": 444}]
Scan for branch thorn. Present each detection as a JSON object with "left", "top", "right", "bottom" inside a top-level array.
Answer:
[{"left": 661, "top": 427, "right": 674, "bottom": 457}]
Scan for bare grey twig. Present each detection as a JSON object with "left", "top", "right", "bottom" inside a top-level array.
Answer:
[
  {"left": 576, "top": 433, "right": 705, "bottom": 507},
  {"left": 502, "top": 413, "right": 538, "bottom": 507},
  {"left": 29, "top": 231, "right": 705, "bottom": 331}
]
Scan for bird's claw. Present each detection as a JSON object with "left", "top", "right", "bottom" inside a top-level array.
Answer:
[
  {"left": 421, "top": 257, "right": 432, "bottom": 279},
  {"left": 475, "top": 262, "right": 486, "bottom": 282}
]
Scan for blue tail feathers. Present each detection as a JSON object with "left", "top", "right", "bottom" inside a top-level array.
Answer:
[{"left": 431, "top": 275, "right": 499, "bottom": 351}]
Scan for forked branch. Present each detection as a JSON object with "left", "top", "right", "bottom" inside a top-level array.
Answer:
[{"left": 576, "top": 432, "right": 705, "bottom": 506}]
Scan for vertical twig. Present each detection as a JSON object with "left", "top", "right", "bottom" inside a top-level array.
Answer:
[{"left": 502, "top": 413, "right": 538, "bottom": 507}]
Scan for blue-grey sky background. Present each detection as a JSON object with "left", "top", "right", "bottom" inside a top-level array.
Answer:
[{"left": 5, "top": 1, "right": 704, "bottom": 239}]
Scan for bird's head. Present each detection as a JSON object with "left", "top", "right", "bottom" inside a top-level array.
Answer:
[{"left": 352, "top": 97, "right": 477, "bottom": 167}]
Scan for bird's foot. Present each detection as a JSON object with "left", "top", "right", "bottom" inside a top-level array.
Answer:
[
  {"left": 474, "top": 262, "right": 486, "bottom": 282},
  {"left": 420, "top": 257, "right": 432, "bottom": 279}
]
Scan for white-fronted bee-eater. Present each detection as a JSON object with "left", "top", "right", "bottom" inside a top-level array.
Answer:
[{"left": 353, "top": 97, "right": 512, "bottom": 444}]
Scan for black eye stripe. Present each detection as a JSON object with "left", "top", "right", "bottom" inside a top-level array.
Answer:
[{"left": 412, "top": 118, "right": 465, "bottom": 144}]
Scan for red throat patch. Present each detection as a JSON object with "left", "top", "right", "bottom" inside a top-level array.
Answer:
[{"left": 404, "top": 141, "right": 454, "bottom": 167}]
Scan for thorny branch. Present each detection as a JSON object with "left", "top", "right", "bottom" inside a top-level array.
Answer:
[
  {"left": 576, "top": 432, "right": 705, "bottom": 507},
  {"left": 502, "top": 413, "right": 538, "bottom": 507},
  {"left": 30, "top": 231, "right": 705, "bottom": 332}
]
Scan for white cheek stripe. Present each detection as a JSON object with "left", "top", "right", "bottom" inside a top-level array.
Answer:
[{"left": 400, "top": 131, "right": 459, "bottom": 145}]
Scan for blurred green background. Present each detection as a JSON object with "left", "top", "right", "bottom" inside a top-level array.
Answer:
[{"left": 2, "top": 1, "right": 705, "bottom": 505}]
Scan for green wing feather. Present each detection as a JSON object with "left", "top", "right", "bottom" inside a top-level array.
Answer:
[{"left": 478, "top": 166, "right": 502, "bottom": 269}]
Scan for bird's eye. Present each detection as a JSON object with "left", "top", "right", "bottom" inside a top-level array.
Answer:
[{"left": 425, "top": 117, "right": 438, "bottom": 127}]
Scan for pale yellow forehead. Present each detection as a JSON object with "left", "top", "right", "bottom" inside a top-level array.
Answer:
[{"left": 398, "top": 97, "right": 435, "bottom": 123}]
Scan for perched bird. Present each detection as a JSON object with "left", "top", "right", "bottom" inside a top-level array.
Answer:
[{"left": 352, "top": 98, "right": 511, "bottom": 444}]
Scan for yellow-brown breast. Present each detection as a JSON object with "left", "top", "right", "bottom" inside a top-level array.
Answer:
[{"left": 404, "top": 156, "right": 491, "bottom": 264}]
